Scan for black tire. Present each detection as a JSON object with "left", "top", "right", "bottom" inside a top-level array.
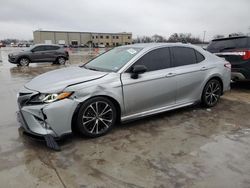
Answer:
[
  {"left": 202, "top": 79, "right": 222, "bottom": 107},
  {"left": 76, "top": 97, "right": 117, "bottom": 138},
  {"left": 18, "top": 57, "right": 30, "bottom": 66},
  {"left": 56, "top": 57, "right": 66, "bottom": 65}
]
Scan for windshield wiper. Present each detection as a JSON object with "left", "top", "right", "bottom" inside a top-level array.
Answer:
[
  {"left": 88, "top": 67, "right": 100, "bottom": 71},
  {"left": 83, "top": 65, "right": 101, "bottom": 71}
]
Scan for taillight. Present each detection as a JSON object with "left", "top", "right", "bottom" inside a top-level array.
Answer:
[
  {"left": 242, "top": 50, "right": 250, "bottom": 60},
  {"left": 224, "top": 62, "right": 231, "bottom": 69}
]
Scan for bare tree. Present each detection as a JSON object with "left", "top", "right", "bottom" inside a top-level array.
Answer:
[
  {"left": 151, "top": 34, "right": 167, "bottom": 42},
  {"left": 168, "top": 33, "right": 202, "bottom": 44}
]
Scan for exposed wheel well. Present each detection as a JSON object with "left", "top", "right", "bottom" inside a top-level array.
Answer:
[{"left": 71, "top": 95, "right": 121, "bottom": 133}]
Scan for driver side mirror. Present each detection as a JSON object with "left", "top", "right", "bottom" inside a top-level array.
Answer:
[
  {"left": 31, "top": 49, "right": 35, "bottom": 53},
  {"left": 131, "top": 65, "right": 147, "bottom": 79}
]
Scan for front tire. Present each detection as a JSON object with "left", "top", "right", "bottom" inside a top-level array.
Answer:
[
  {"left": 18, "top": 57, "right": 30, "bottom": 66},
  {"left": 76, "top": 97, "right": 117, "bottom": 138},
  {"left": 202, "top": 79, "right": 222, "bottom": 107}
]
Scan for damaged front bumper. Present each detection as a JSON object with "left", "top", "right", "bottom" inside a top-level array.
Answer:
[
  {"left": 17, "top": 110, "right": 61, "bottom": 151},
  {"left": 17, "top": 87, "right": 79, "bottom": 150}
]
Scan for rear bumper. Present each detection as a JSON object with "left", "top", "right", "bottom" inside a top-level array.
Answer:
[
  {"left": 231, "top": 68, "right": 250, "bottom": 80},
  {"left": 231, "top": 60, "right": 250, "bottom": 80},
  {"left": 231, "top": 72, "right": 246, "bottom": 81}
]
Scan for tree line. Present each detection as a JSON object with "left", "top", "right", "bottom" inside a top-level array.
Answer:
[
  {"left": 133, "top": 33, "right": 203, "bottom": 44},
  {"left": 133, "top": 32, "right": 249, "bottom": 44}
]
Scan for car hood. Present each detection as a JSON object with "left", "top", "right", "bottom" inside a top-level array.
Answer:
[
  {"left": 25, "top": 67, "right": 108, "bottom": 93},
  {"left": 9, "top": 50, "right": 29, "bottom": 56}
]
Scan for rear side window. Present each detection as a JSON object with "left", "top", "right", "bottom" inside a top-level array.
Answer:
[
  {"left": 207, "top": 37, "right": 249, "bottom": 52},
  {"left": 45, "top": 46, "right": 60, "bottom": 50},
  {"left": 133, "top": 47, "right": 171, "bottom": 72},
  {"left": 171, "top": 47, "right": 196, "bottom": 67},
  {"left": 195, "top": 50, "right": 205, "bottom": 63}
]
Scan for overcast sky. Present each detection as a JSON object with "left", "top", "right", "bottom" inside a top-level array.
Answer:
[{"left": 0, "top": 0, "right": 249, "bottom": 41}]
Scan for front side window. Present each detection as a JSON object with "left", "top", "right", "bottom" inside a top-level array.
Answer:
[
  {"left": 171, "top": 47, "right": 196, "bottom": 67},
  {"left": 32, "top": 46, "right": 46, "bottom": 52},
  {"left": 84, "top": 47, "right": 142, "bottom": 72},
  {"left": 132, "top": 47, "right": 171, "bottom": 72}
]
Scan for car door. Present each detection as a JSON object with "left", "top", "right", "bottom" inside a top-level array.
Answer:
[
  {"left": 121, "top": 47, "right": 177, "bottom": 117},
  {"left": 170, "top": 47, "right": 207, "bottom": 104},
  {"left": 44, "top": 46, "right": 60, "bottom": 62},
  {"left": 30, "top": 46, "right": 47, "bottom": 62}
]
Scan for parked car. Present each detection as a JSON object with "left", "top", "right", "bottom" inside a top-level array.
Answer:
[
  {"left": 17, "top": 43, "right": 230, "bottom": 149},
  {"left": 0, "top": 42, "right": 6, "bottom": 47},
  {"left": 207, "top": 36, "right": 250, "bottom": 81},
  {"left": 98, "top": 44, "right": 106, "bottom": 48},
  {"left": 8, "top": 44, "right": 69, "bottom": 66}
]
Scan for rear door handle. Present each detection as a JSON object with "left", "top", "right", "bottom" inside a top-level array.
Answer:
[
  {"left": 200, "top": 67, "right": 208, "bottom": 71},
  {"left": 166, "top": 73, "right": 176, "bottom": 77}
]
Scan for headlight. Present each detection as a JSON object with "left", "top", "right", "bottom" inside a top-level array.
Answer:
[{"left": 30, "top": 92, "right": 73, "bottom": 104}]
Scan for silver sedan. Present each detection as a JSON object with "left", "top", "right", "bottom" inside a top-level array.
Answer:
[{"left": 17, "top": 43, "right": 231, "bottom": 147}]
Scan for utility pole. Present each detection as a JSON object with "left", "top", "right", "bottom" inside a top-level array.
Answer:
[{"left": 203, "top": 30, "right": 206, "bottom": 48}]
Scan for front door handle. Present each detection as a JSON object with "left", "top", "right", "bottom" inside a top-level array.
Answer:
[
  {"left": 166, "top": 73, "right": 176, "bottom": 77},
  {"left": 200, "top": 67, "right": 208, "bottom": 71}
]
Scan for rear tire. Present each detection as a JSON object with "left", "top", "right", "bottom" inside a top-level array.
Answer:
[
  {"left": 76, "top": 97, "right": 117, "bottom": 138},
  {"left": 201, "top": 79, "right": 222, "bottom": 107},
  {"left": 56, "top": 57, "right": 66, "bottom": 65},
  {"left": 18, "top": 57, "right": 30, "bottom": 66}
]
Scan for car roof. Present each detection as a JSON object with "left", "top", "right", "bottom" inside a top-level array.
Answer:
[
  {"left": 212, "top": 36, "right": 249, "bottom": 41},
  {"left": 33, "top": 44, "right": 61, "bottom": 47},
  {"left": 123, "top": 42, "right": 199, "bottom": 48},
  {"left": 119, "top": 42, "right": 202, "bottom": 52}
]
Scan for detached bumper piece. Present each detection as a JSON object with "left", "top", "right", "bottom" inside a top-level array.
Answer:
[
  {"left": 17, "top": 111, "right": 61, "bottom": 151},
  {"left": 44, "top": 134, "right": 61, "bottom": 151}
]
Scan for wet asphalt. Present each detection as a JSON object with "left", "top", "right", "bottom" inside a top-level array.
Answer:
[{"left": 0, "top": 47, "right": 250, "bottom": 188}]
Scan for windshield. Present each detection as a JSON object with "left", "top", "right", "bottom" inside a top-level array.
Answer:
[
  {"left": 25, "top": 44, "right": 36, "bottom": 51},
  {"left": 84, "top": 47, "right": 142, "bottom": 72}
]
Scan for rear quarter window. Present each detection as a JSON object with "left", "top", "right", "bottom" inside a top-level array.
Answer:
[
  {"left": 195, "top": 50, "right": 205, "bottom": 63},
  {"left": 46, "top": 46, "right": 60, "bottom": 50}
]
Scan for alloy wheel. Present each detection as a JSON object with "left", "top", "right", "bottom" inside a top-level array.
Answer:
[
  {"left": 82, "top": 101, "right": 113, "bottom": 135},
  {"left": 19, "top": 58, "right": 29, "bottom": 66},
  {"left": 58, "top": 57, "right": 66, "bottom": 65},
  {"left": 204, "top": 80, "right": 221, "bottom": 106}
]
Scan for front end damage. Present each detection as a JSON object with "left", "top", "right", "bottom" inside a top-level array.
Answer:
[{"left": 17, "top": 87, "right": 79, "bottom": 150}]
